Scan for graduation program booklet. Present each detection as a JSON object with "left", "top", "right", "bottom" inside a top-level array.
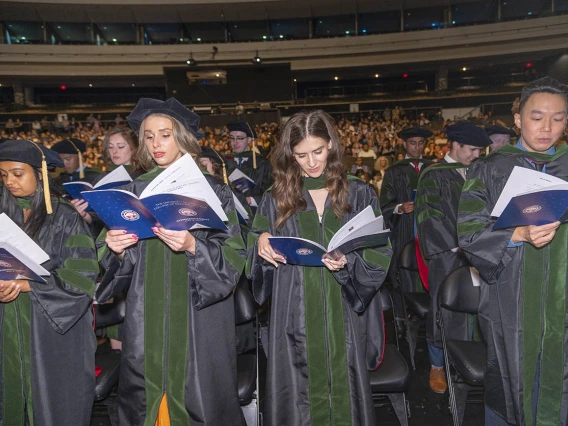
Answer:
[
  {"left": 229, "top": 168, "right": 255, "bottom": 193},
  {"left": 0, "top": 214, "right": 50, "bottom": 283},
  {"left": 491, "top": 166, "right": 568, "bottom": 229},
  {"left": 81, "top": 154, "right": 229, "bottom": 239},
  {"left": 268, "top": 206, "right": 390, "bottom": 267},
  {"left": 63, "top": 166, "right": 132, "bottom": 201}
]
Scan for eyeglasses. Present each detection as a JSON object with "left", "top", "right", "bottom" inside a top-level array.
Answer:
[{"left": 229, "top": 136, "right": 249, "bottom": 142}]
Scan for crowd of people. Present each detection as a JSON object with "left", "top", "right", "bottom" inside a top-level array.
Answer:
[{"left": 1, "top": 76, "right": 568, "bottom": 426}]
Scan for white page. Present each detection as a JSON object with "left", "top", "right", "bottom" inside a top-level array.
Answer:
[
  {"left": 0, "top": 214, "right": 50, "bottom": 264},
  {"left": 95, "top": 165, "right": 132, "bottom": 188},
  {"left": 228, "top": 168, "right": 255, "bottom": 184},
  {"left": 139, "top": 154, "right": 228, "bottom": 221},
  {"left": 328, "top": 206, "right": 376, "bottom": 250},
  {"left": 490, "top": 166, "right": 568, "bottom": 217},
  {"left": 470, "top": 267, "right": 481, "bottom": 287},
  {"left": 232, "top": 194, "right": 250, "bottom": 221},
  {"left": 0, "top": 242, "right": 50, "bottom": 278},
  {"left": 328, "top": 216, "right": 388, "bottom": 252}
]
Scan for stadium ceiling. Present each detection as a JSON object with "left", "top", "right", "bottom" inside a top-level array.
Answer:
[{"left": 0, "top": 0, "right": 485, "bottom": 23}]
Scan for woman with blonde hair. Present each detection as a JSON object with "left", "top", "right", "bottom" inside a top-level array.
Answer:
[
  {"left": 248, "top": 109, "right": 392, "bottom": 425},
  {"left": 97, "top": 98, "right": 246, "bottom": 426}
]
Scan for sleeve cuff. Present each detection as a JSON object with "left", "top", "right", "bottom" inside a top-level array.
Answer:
[{"left": 507, "top": 240, "right": 523, "bottom": 248}]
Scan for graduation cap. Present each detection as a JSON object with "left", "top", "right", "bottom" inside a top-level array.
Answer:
[
  {"left": 126, "top": 98, "right": 205, "bottom": 140},
  {"left": 0, "top": 140, "right": 64, "bottom": 214},
  {"left": 485, "top": 125, "right": 517, "bottom": 137},
  {"left": 51, "top": 138, "right": 87, "bottom": 179},
  {"left": 446, "top": 121, "right": 492, "bottom": 148},
  {"left": 200, "top": 146, "right": 228, "bottom": 185},
  {"left": 397, "top": 127, "right": 433, "bottom": 140},
  {"left": 227, "top": 120, "right": 258, "bottom": 169}
]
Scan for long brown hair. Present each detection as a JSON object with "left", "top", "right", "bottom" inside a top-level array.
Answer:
[
  {"left": 102, "top": 126, "right": 142, "bottom": 170},
  {"left": 272, "top": 110, "right": 350, "bottom": 228},
  {"left": 137, "top": 113, "right": 202, "bottom": 171}
]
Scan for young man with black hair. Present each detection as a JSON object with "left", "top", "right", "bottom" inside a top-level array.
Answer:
[{"left": 458, "top": 77, "right": 568, "bottom": 425}]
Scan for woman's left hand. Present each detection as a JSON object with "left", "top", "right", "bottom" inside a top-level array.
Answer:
[
  {"left": 152, "top": 227, "right": 196, "bottom": 254},
  {"left": 70, "top": 199, "right": 93, "bottom": 224},
  {"left": 0, "top": 280, "right": 31, "bottom": 303},
  {"left": 322, "top": 255, "right": 348, "bottom": 272}
]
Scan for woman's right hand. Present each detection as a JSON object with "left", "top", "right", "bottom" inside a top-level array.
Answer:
[
  {"left": 257, "top": 232, "right": 286, "bottom": 268},
  {"left": 106, "top": 230, "right": 138, "bottom": 259}
]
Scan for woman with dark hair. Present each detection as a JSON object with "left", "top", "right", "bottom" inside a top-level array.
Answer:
[
  {"left": 248, "top": 110, "right": 392, "bottom": 425},
  {"left": 0, "top": 140, "right": 97, "bottom": 426},
  {"left": 97, "top": 98, "right": 246, "bottom": 426}
]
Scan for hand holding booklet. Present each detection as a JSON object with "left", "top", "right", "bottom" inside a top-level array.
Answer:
[
  {"left": 268, "top": 206, "right": 390, "bottom": 267},
  {"left": 81, "top": 154, "right": 229, "bottom": 239},
  {"left": 491, "top": 166, "right": 568, "bottom": 229},
  {"left": 0, "top": 213, "right": 50, "bottom": 283},
  {"left": 63, "top": 165, "right": 133, "bottom": 201},
  {"left": 228, "top": 169, "right": 255, "bottom": 193}
]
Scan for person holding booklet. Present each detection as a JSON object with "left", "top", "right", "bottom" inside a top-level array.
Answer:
[
  {"left": 457, "top": 77, "right": 568, "bottom": 426},
  {"left": 247, "top": 110, "right": 392, "bottom": 426},
  {"left": 226, "top": 119, "right": 274, "bottom": 208},
  {"left": 96, "top": 98, "right": 246, "bottom": 426},
  {"left": 0, "top": 140, "right": 98, "bottom": 426}
]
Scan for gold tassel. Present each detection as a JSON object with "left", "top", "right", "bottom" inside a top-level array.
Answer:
[
  {"left": 68, "top": 140, "right": 85, "bottom": 179},
  {"left": 245, "top": 122, "right": 257, "bottom": 169},
  {"left": 212, "top": 149, "right": 229, "bottom": 185},
  {"left": 41, "top": 155, "right": 53, "bottom": 214}
]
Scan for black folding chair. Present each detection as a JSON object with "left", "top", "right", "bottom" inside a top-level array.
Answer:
[
  {"left": 369, "top": 287, "right": 411, "bottom": 426},
  {"left": 438, "top": 266, "right": 486, "bottom": 426}
]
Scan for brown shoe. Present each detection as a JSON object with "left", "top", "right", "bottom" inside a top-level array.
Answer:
[{"left": 429, "top": 367, "right": 447, "bottom": 394}]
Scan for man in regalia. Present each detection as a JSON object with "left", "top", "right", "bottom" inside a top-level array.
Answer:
[
  {"left": 457, "top": 77, "right": 568, "bottom": 425},
  {"left": 416, "top": 121, "right": 491, "bottom": 394},
  {"left": 225, "top": 120, "right": 273, "bottom": 209}
]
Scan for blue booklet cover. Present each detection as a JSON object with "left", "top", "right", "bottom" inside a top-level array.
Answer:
[
  {"left": 268, "top": 238, "right": 327, "bottom": 267},
  {"left": 82, "top": 189, "right": 228, "bottom": 239},
  {"left": 0, "top": 248, "right": 47, "bottom": 283},
  {"left": 232, "top": 176, "right": 255, "bottom": 193},
  {"left": 63, "top": 180, "right": 131, "bottom": 212},
  {"left": 493, "top": 190, "right": 568, "bottom": 229}
]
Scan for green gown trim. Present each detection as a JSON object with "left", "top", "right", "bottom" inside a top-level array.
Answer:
[
  {"left": 522, "top": 224, "right": 567, "bottom": 426},
  {"left": 297, "top": 209, "right": 352, "bottom": 426},
  {"left": 494, "top": 143, "right": 568, "bottom": 162}
]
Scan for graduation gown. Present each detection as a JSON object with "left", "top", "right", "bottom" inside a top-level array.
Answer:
[
  {"left": 54, "top": 167, "right": 101, "bottom": 186},
  {"left": 247, "top": 177, "right": 392, "bottom": 426},
  {"left": 0, "top": 190, "right": 98, "bottom": 426},
  {"left": 96, "top": 169, "right": 246, "bottom": 426},
  {"left": 380, "top": 158, "right": 432, "bottom": 292},
  {"left": 415, "top": 160, "right": 471, "bottom": 347},
  {"left": 226, "top": 151, "right": 274, "bottom": 206},
  {"left": 457, "top": 144, "right": 568, "bottom": 425}
]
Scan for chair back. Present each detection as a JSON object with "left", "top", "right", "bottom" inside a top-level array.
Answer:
[
  {"left": 398, "top": 240, "right": 418, "bottom": 272},
  {"left": 234, "top": 281, "right": 256, "bottom": 325},
  {"left": 438, "top": 266, "right": 480, "bottom": 315}
]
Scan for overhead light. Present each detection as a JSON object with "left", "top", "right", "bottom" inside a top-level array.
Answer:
[
  {"left": 112, "top": 38, "right": 117, "bottom": 42},
  {"left": 186, "top": 53, "right": 197, "bottom": 66},
  {"left": 334, "top": 76, "right": 339, "bottom": 81},
  {"left": 132, "top": 83, "right": 135, "bottom": 87},
  {"left": 279, "top": 35, "right": 283, "bottom": 39},
  {"left": 462, "top": 67, "right": 467, "bottom": 71},
  {"left": 293, "top": 78, "right": 297, "bottom": 82},
  {"left": 375, "top": 74, "right": 379, "bottom": 78},
  {"left": 252, "top": 50, "right": 262, "bottom": 64},
  {"left": 215, "top": 73, "right": 220, "bottom": 77},
  {"left": 89, "top": 83, "right": 93, "bottom": 87},
  {"left": 196, "top": 38, "right": 201, "bottom": 42},
  {"left": 262, "top": 35, "right": 267, "bottom": 40}
]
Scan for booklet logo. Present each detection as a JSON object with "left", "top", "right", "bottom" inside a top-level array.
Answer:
[
  {"left": 178, "top": 208, "right": 197, "bottom": 217},
  {"left": 0, "top": 260, "right": 11, "bottom": 267},
  {"left": 121, "top": 210, "right": 140, "bottom": 221},
  {"left": 296, "top": 248, "right": 313, "bottom": 255},
  {"left": 522, "top": 205, "right": 542, "bottom": 214}
]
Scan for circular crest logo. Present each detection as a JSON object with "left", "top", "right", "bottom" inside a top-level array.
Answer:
[
  {"left": 178, "top": 208, "right": 197, "bottom": 217},
  {"left": 121, "top": 210, "right": 140, "bottom": 221},
  {"left": 522, "top": 205, "right": 542, "bottom": 214},
  {"left": 0, "top": 260, "right": 11, "bottom": 268},
  {"left": 296, "top": 248, "right": 313, "bottom": 256}
]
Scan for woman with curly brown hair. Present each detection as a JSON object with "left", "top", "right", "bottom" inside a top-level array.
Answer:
[{"left": 247, "top": 110, "right": 392, "bottom": 426}]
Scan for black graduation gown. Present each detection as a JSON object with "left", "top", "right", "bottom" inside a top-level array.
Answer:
[
  {"left": 96, "top": 171, "right": 246, "bottom": 426},
  {"left": 380, "top": 159, "right": 431, "bottom": 292},
  {"left": 226, "top": 152, "right": 274, "bottom": 206},
  {"left": 247, "top": 178, "right": 392, "bottom": 426},
  {"left": 415, "top": 160, "right": 471, "bottom": 347},
  {"left": 0, "top": 190, "right": 98, "bottom": 426},
  {"left": 457, "top": 144, "right": 568, "bottom": 425},
  {"left": 54, "top": 167, "right": 101, "bottom": 187}
]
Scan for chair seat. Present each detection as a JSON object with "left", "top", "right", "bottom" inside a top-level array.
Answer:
[
  {"left": 237, "top": 353, "right": 256, "bottom": 405},
  {"left": 404, "top": 292, "right": 430, "bottom": 319},
  {"left": 95, "top": 350, "right": 121, "bottom": 402},
  {"left": 369, "top": 344, "right": 410, "bottom": 393},
  {"left": 446, "top": 340, "right": 486, "bottom": 386}
]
